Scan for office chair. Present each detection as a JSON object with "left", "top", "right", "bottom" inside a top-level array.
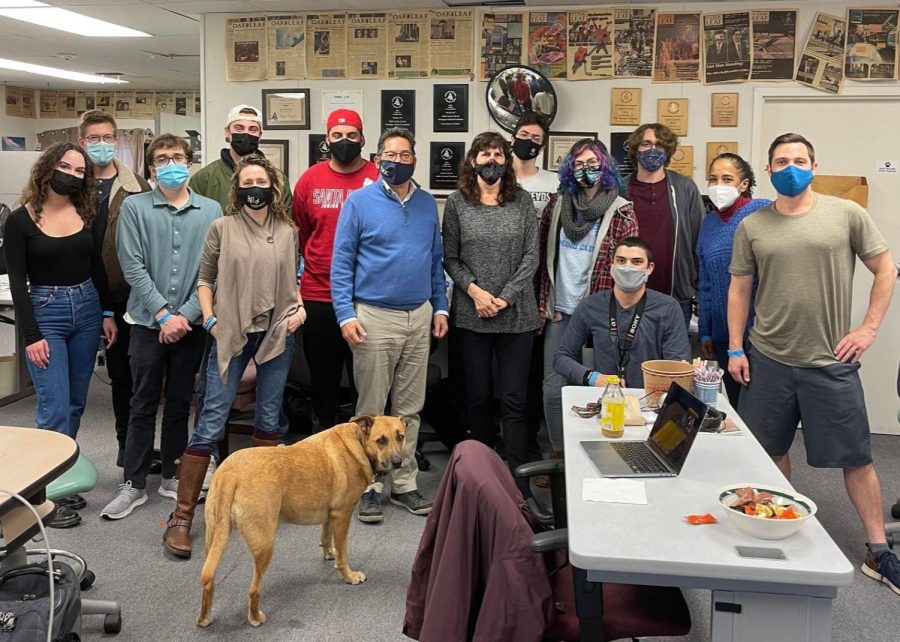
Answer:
[{"left": 27, "top": 454, "right": 123, "bottom": 634}]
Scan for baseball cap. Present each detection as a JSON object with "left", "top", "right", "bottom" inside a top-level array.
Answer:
[
  {"left": 225, "top": 104, "right": 262, "bottom": 128},
  {"left": 326, "top": 109, "right": 363, "bottom": 134}
]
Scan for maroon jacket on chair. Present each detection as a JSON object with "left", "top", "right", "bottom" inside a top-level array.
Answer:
[{"left": 403, "top": 441, "right": 555, "bottom": 642}]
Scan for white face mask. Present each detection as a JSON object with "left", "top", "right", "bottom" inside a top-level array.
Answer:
[
  {"left": 708, "top": 184, "right": 740, "bottom": 211},
  {"left": 610, "top": 264, "right": 649, "bottom": 292}
]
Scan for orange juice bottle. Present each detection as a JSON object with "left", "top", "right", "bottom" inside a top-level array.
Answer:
[{"left": 600, "top": 375, "right": 625, "bottom": 438}]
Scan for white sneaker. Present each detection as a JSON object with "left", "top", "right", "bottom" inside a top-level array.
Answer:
[
  {"left": 202, "top": 455, "right": 217, "bottom": 492},
  {"left": 100, "top": 481, "right": 148, "bottom": 520},
  {"left": 157, "top": 477, "right": 178, "bottom": 499}
]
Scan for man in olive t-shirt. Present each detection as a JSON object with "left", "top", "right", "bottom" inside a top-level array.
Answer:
[{"left": 727, "top": 132, "right": 898, "bottom": 596}]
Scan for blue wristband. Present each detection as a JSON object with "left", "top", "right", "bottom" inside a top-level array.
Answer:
[
  {"left": 203, "top": 315, "right": 217, "bottom": 332},
  {"left": 102, "top": 310, "right": 114, "bottom": 318},
  {"left": 157, "top": 311, "right": 173, "bottom": 325},
  {"left": 699, "top": 335, "right": 711, "bottom": 344},
  {"left": 587, "top": 371, "right": 601, "bottom": 387},
  {"left": 727, "top": 348, "right": 745, "bottom": 358}
]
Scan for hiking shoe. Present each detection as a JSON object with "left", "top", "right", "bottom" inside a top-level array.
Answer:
[
  {"left": 100, "top": 481, "right": 148, "bottom": 520},
  {"left": 202, "top": 456, "right": 217, "bottom": 492},
  {"left": 861, "top": 550, "right": 900, "bottom": 596},
  {"left": 358, "top": 489, "right": 383, "bottom": 524},
  {"left": 390, "top": 490, "right": 432, "bottom": 516},
  {"left": 158, "top": 477, "right": 178, "bottom": 499}
]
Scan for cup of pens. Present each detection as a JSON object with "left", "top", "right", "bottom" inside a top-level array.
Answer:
[{"left": 693, "top": 358, "right": 722, "bottom": 408}]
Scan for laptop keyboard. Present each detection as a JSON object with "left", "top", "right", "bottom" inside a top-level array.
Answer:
[{"left": 611, "top": 442, "right": 670, "bottom": 474}]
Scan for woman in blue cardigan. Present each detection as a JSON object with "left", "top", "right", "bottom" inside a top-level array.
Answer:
[{"left": 696, "top": 153, "right": 770, "bottom": 406}]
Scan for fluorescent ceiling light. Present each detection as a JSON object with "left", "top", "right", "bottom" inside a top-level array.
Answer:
[
  {"left": 0, "top": 2, "right": 151, "bottom": 37},
  {"left": 0, "top": 57, "right": 128, "bottom": 83}
]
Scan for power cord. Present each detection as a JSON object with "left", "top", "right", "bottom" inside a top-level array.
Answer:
[{"left": 0, "top": 487, "right": 54, "bottom": 642}]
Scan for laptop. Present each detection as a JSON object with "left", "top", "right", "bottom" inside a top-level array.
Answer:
[{"left": 581, "top": 382, "right": 708, "bottom": 478}]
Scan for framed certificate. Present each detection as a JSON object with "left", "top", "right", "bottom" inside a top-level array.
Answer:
[
  {"left": 261, "top": 88, "right": 310, "bottom": 130},
  {"left": 543, "top": 131, "right": 597, "bottom": 172},
  {"left": 258, "top": 139, "right": 289, "bottom": 175}
]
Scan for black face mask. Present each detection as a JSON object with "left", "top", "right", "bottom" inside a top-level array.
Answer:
[
  {"left": 49, "top": 169, "right": 83, "bottom": 196},
  {"left": 328, "top": 138, "right": 362, "bottom": 165},
  {"left": 511, "top": 137, "right": 541, "bottom": 161},
  {"left": 473, "top": 161, "right": 507, "bottom": 185},
  {"left": 236, "top": 186, "right": 274, "bottom": 211},
  {"left": 230, "top": 133, "right": 260, "bottom": 157}
]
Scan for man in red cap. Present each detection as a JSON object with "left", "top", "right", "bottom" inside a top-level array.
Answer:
[{"left": 292, "top": 109, "right": 378, "bottom": 430}]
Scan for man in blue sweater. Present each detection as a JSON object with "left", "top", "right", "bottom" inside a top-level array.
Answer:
[{"left": 331, "top": 127, "right": 449, "bottom": 524}]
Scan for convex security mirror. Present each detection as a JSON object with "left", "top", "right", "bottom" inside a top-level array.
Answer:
[{"left": 486, "top": 65, "right": 557, "bottom": 133}]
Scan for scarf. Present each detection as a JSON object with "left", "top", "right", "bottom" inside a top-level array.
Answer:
[{"left": 559, "top": 188, "right": 618, "bottom": 243}]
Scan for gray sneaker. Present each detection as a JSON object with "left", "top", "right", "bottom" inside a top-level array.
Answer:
[
  {"left": 157, "top": 477, "right": 178, "bottom": 499},
  {"left": 390, "top": 490, "right": 432, "bottom": 516},
  {"left": 100, "top": 481, "right": 148, "bottom": 520},
  {"left": 202, "top": 456, "right": 217, "bottom": 492},
  {"left": 358, "top": 489, "right": 383, "bottom": 524}
]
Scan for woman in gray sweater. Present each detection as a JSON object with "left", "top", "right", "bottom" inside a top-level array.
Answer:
[{"left": 442, "top": 131, "right": 539, "bottom": 497}]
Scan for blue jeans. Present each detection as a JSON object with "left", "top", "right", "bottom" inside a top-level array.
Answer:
[
  {"left": 542, "top": 313, "right": 571, "bottom": 447},
  {"left": 25, "top": 280, "right": 102, "bottom": 438},
  {"left": 188, "top": 331, "right": 296, "bottom": 454}
]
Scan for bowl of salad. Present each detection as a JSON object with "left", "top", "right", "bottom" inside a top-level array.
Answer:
[{"left": 717, "top": 484, "right": 817, "bottom": 540}]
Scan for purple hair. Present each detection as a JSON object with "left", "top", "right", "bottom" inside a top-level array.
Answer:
[{"left": 557, "top": 138, "right": 622, "bottom": 195}]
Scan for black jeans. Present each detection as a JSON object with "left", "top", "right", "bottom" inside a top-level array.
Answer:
[
  {"left": 453, "top": 328, "right": 533, "bottom": 495},
  {"left": 104, "top": 300, "right": 132, "bottom": 448},
  {"left": 301, "top": 300, "right": 355, "bottom": 430},
  {"left": 524, "top": 331, "right": 544, "bottom": 455},
  {"left": 123, "top": 325, "right": 205, "bottom": 488}
]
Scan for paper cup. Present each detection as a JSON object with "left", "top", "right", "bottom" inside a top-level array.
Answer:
[{"left": 641, "top": 360, "right": 694, "bottom": 406}]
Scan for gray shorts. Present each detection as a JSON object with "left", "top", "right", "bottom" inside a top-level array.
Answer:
[{"left": 737, "top": 346, "right": 872, "bottom": 468}]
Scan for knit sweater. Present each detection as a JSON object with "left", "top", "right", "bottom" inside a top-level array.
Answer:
[{"left": 696, "top": 198, "right": 770, "bottom": 345}]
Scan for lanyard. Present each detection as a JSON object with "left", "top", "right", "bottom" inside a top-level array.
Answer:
[{"left": 609, "top": 292, "right": 647, "bottom": 381}]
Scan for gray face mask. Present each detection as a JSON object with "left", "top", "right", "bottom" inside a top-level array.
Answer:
[{"left": 611, "top": 264, "right": 649, "bottom": 292}]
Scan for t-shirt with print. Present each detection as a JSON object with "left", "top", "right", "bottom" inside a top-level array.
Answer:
[
  {"left": 292, "top": 160, "right": 378, "bottom": 301},
  {"left": 729, "top": 193, "right": 888, "bottom": 368},
  {"left": 554, "top": 222, "right": 600, "bottom": 315},
  {"left": 519, "top": 168, "right": 559, "bottom": 219}
]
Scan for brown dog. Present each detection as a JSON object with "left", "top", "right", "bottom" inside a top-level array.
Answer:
[{"left": 197, "top": 415, "right": 405, "bottom": 627}]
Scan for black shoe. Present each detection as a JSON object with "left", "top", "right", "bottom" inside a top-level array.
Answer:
[
  {"left": 892, "top": 500, "right": 900, "bottom": 520},
  {"left": 116, "top": 445, "right": 124, "bottom": 468},
  {"left": 148, "top": 459, "right": 162, "bottom": 475},
  {"left": 48, "top": 505, "right": 82, "bottom": 529},
  {"left": 56, "top": 494, "right": 86, "bottom": 510}
]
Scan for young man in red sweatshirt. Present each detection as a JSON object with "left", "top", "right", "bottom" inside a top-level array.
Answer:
[{"left": 292, "top": 109, "right": 378, "bottom": 430}]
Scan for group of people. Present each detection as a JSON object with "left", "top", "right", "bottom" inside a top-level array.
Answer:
[{"left": 4, "top": 103, "right": 898, "bottom": 597}]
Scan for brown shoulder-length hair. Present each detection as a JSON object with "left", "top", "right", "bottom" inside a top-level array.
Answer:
[
  {"left": 457, "top": 131, "right": 518, "bottom": 206},
  {"left": 20, "top": 142, "right": 95, "bottom": 225},
  {"left": 227, "top": 154, "right": 293, "bottom": 225}
]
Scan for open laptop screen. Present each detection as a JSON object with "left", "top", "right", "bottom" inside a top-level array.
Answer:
[{"left": 647, "top": 383, "right": 707, "bottom": 472}]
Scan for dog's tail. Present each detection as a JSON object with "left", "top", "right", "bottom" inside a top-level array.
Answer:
[{"left": 200, "top": 471, "right": 236, "bottom": 589}]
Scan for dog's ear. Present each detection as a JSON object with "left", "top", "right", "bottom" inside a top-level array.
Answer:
[
  {"left": 351, "top": 415, "right": 375, "bottom": 436},
  {"left": 399, "top": 416, "right": 410, "bottom": 430}
]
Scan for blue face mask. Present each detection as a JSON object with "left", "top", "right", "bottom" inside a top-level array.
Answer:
[
  {"left": 636, "top": 148, "right": 667, "bottom": 172},
  {"left": 86, "top": 141, "right": 115, "bottom": 166},
  {"left": 574, "top": 167, "right": 601, "bottom": 188},
  {"left": 155, "top": 163, "right": 190, "bottom": 189},
  {"left": 379, "top": 160, "right": 415, "bottom": 186},
  {"left": 770, "top": 164, "right": 814, "bottom": 197}
]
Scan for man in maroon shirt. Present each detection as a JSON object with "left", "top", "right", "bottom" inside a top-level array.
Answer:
[
  {"left": 292, "top": 109, "right": 378, "bottom": 430},
  {"left": 624, "top": 123, "right": 704, "bottom": 329}
]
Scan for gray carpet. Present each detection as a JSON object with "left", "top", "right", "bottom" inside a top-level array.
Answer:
[{"left": 2, "top": 377, "right": 899, "bottom": 641}]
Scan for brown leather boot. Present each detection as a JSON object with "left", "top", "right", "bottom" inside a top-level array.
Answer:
[
  {"left": 163, "top": 453, "right": 209, "bottom": 559},
  {"left": 249, "top": 430, "right": 280, "bottom": 448},
  {"left": 534, "top": 446, "right": 565, "bottom": 488}
]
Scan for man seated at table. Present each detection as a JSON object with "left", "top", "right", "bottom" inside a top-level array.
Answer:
[{"left": 553, "top": 237, "right": 689, "bottom": 389}]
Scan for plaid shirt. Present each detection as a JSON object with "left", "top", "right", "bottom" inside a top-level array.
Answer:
[{"left": 537, "top": 193, "right": 639, "bottom": 325}]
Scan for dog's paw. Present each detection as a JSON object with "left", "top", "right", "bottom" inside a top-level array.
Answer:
[
  {"left": 343, "top": 570, "right": 367, "bottom": 585},
  {"left": 322, "top": 547, "right": 336, "bottom": 560},
  {"left": 248, "top": 609, "right": 267, "bottom": 627},
  {"left": 196, "top": 616, "right": 213, "bottom": 628}
]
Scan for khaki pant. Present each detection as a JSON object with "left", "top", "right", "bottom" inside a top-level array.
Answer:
[{"left": 352, "top": 301, "right": 432, "bottom": 494}]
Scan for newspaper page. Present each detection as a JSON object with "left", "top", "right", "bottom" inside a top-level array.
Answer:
[
  {"left": 155, "top": 91, "right": 175, "bottom": 114},
  {"left": 133, "top": 91, "right": 155, "bottom": 118},
  {"left": 266, "top": 15, "right": 306, "bottom": 80},
  {"left": 75, "top": 91, "right": 95, "bottom": 114},
  {"left": 567, "top": 10, "right": 614, "bottom": 80},
  {"left": 114, "top": 91, "right": 134, "bottom": 119},
  {"left": 40, "top": 91, "right": 58, "bottom": 118},
  {"left": 388, "top": 11, "right": 430, "bottom": 79},
  {"left": 479, "top": 13, "right": 526, "bottom": 81},
  {"left": 653, "top": 13, "right": 701, "bottom": 82},
  {"left": 347, "top": 12, "right": 387, "bottom": 79},
  {"left": 225, "top": 16, "right": 267, "bottom": 82},
  {"left": 95, "top": 91, "right": 114, "bottom": 113},
  {"left": 844, "top": 8, "right": 898, "bottom": 80},
  {"left": 21, "top": 89, "right": 35, "bottom": 119},
  {"left": 614, "top": 8, "right": 655, "bottom": 78},
  {"left": 703, "top": 12, "right": 751, "bottom": 84},
  {"left": 750, "top": 10, "right": 797, "bottom": 80},
  {"left": 430, "top": 9, "right": 474, "bottom": 77},
  {"left": 58, "top": 91, "right": 77, "bottom": 118},
  {"left": 5, "top": 87, "right": 22, "bottom": 118},
  {"left": 528, "top": 12, "right": 568, "bottom": 79},
  {"left": 796, "top": 12, "right": 845, "bottom": 94},
  {"left": 307, "top": 13, "right": 347, "bottom": 79},
  {"left": 175, "top": 91, "right": 192, "bottom": 116}
]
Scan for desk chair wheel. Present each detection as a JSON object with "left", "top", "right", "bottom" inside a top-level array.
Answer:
[{"left": 104, "top": 612, "right": 122, "bottom": 634}]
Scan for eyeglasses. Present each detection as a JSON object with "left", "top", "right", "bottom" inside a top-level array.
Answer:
[
  {"left": 151, "top": 154, "right": 188, "bottom": 167},
  {"left": 573, "top": 160, "right": 601, "bottom": 171},
  {"left": 85, "top": 134, "right": 116, "bottom": 144},
  {"left": 638, "top": 141, "right": 665, "bottom": 151},
  {"left": 515, "top": 131, "right": 544, "bottom": 145},
  {"left": 380, "top": 151, "right": 414, "bottom": 162}
]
